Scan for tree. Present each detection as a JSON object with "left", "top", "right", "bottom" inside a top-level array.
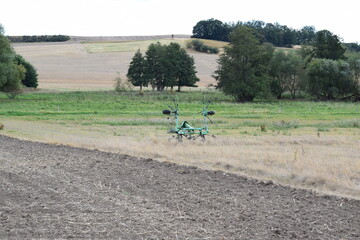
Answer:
[
  {"left": 297, "top": 26, "right": 316, "bottom": 44},
  {"left": 170, "top": 43, "right": 199, "bottom": 91},
  {"left": 145, "top": 42, "right": 167, "bottom": 91},
  {"left": 346, "top": 52, "right": 360, "bottom": 82},
  {"left": 127, "top": 49, "right": 147, "bottom": 91},
  {"left": 306, "top": 58, "right": 357, "bottom": 100},
  {"left": 192, "top": 19, "right": 231, "bottom": 42},
  {"left": 346, "top": 52, "right": 360, "bottom": 98},
  {"left": 312, "top": 30, "right": 346, "bottom": 60},
  {"left": 0, "top": 31, "right": 24, "bottom": 94},
  {"left": 270, "top": 51, "right": 303, "bottom": 99},
  {"left": 143, "top": 42, "right": 199, "bottom": 91},
  {"left": 214, "top": 26, "right": 274, "bottom": 102},
  {"left": 14, "top": 54, "right": 38, "bottom": 88}
]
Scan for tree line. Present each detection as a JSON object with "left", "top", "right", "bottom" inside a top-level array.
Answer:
[
  {"left": 214, "top": 26, "right": 360, "bottom": 102},
  {"left": 127, "top": 42, "right": 199, "bottom": 92},
  {"left": 192, "top": 18, "right": 360, "bottom": 50},
  {"left": 7, "top": 35, "right": 70, "bottom": 43},
  {"left": 0, "top": 25, "right": 38, "bottom": 97}
]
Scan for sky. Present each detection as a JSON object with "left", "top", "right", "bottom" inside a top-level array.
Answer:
[{"left": 1, "top": 0, "right": 359, "bottom": 43}]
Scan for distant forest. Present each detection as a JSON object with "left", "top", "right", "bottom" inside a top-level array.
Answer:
[
  {"left": 7, "top": 35, "right": 70, "bottom": 43},
  {"left": 192, "top": 19, "right": 360, "bottom": 51}
]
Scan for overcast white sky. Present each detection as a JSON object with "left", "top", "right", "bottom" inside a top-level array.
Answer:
[{"left": 1, "top": 0, "right": 359, "bottom": 42}]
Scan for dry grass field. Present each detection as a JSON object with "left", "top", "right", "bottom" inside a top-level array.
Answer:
[
  {"left": 12, "top": 36, "right": 218, "bottom": 90},
  {"left": 1, "top": 116, "right": 359, "bottom": 199},
  {"left": 5, "top": 37, "right": 360, "bottom": 200}
]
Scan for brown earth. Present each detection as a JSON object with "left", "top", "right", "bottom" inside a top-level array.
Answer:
[{"left": 1, "top": 135, "right": 360, "bottom": 239}]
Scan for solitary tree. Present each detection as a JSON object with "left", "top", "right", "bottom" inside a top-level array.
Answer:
[{"left": 214, "top": 26, "right": 274, "bottom": 102}]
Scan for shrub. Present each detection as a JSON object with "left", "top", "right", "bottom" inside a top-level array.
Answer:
[
  {"left": 14, "top": 54, "right": 38, "bottom": 88},
  {"left": 187, "top": 40, "right": 219, "bottom": 54},
  {"left": 114, "top": 73, "right": 134, "bottom": 92}
]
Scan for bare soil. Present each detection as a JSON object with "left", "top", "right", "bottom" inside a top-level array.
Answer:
[{"left": 1, "top": 135, "right": 360, "bottom": 239}]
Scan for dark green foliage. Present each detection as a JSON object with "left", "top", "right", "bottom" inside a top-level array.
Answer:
[
  {"left": 186, "top": 40, "right": 219, "bottom": 54},
  {"left": 14, "top": 54, "right": 38, "bottom": 88},
  {"left": 311, "top": 30, "right": 346, "bottom": 60},
  {"left": 269, "top": 51, "right": 304, "bottom": 99},
  {"left": 346, "top": 52, "right": 360, "bottom": 82},
  {"left": 297, "top": 26, "right": 316, "bottom": 45},
  {"left": 192, "top": 18, "right": 232, "bottom": 42},
  {"left": 145, "top": 42, "right": 167, "bottom": 91},
  {"left": 169, "top": 43, "right": 199, "bottom": 91},
  {"left": 7, "top": 35, "right": 70, "bottom": 43},
  {"left": 306, "top": 58, "right": 357, "bottom": 100},
  {"left": 192, "top": 19, "right": 320, "bottom": 47},
  {"left": 0, "top": 33, "right": 24, "bottom": 94},
  {"left": 262, "top": 23, "right": 297, "bottom": 47},
  {"left": 133, "top": 42, "right": 199, "bottom": 91},
  {"left": 214, "top": 26, "right": 274, "bottom": 102},
  {"left": 127, "top": 49, "right": 147, "bottom": 91},
  {"left": 343, "top": 42, "right": 360, "bottom": 53}
]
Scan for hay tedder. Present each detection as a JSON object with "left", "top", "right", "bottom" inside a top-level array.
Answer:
[{"left": 162, "top": 98, "right": 215, "bottom": 141}]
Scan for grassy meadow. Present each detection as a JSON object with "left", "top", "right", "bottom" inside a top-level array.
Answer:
[{"left": 1, "top": 90, "right": 359, "bottom": 198}]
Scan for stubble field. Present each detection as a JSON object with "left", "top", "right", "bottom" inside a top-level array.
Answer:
[{"left": 12, "top": 35, "right": 218, "bottom": 90}]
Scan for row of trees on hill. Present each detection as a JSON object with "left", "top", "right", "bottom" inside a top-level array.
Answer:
[
  {"left": 7, "top": 35, "right": 70, "bottom": 43},
  {"left": 214, "top": 26, "right": 360, "bottom": 102},
  {"left": 127, "top": 42, "right": 199, "bottom": 91},
  {"left": 192, "top": 19, "right": 360, "bottom": 50},
  {"left": 0, "top": 25, "right": 38, "bottom": 96}
]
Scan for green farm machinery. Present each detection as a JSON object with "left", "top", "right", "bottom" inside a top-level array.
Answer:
[{"left": 163, "top": 98, "right": 215, "bottom": 141}]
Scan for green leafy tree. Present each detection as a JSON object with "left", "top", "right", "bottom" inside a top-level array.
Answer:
[
  {"left": 170, "top": 43, "right": 199, "bottom": 91},
  {"left": 306, "top": 58, "right": 357, "bottom": 100},
  {"left": 270, "top": 51, "right": 303, "bottom": 99},
  {"left": 0, "top": 30, "right": 24, "bottom": 94},
  {"left": 144, "top": 42, "right": 199, "bottom": 91},
  {"left": 14, "top": 54, "right": 38, "bottom": 88},
  {"left": 214, "top": 26, "right": 274, "bottom": 102},
  {"left": 192, "top": 19, "right": 231, "bottom": 42},
  {"left": 312, "top": 30, "right": 346, "bottom": 60},
  {"left": 297, "top": 26, "right": 316, "bottom": 44},
  {"left": 127, "top": 49, "right": 147, "bottom": 91},
  {"left": 346, "top": 52, "right": 360, "bottom": 82},
  {"left": 145, "top": 42, "right": 167, "bottom": 91}
]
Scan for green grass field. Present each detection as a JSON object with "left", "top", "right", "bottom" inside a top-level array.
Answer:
[{"left": 1, "top": 91, "right": 359, "bottom": 135}]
